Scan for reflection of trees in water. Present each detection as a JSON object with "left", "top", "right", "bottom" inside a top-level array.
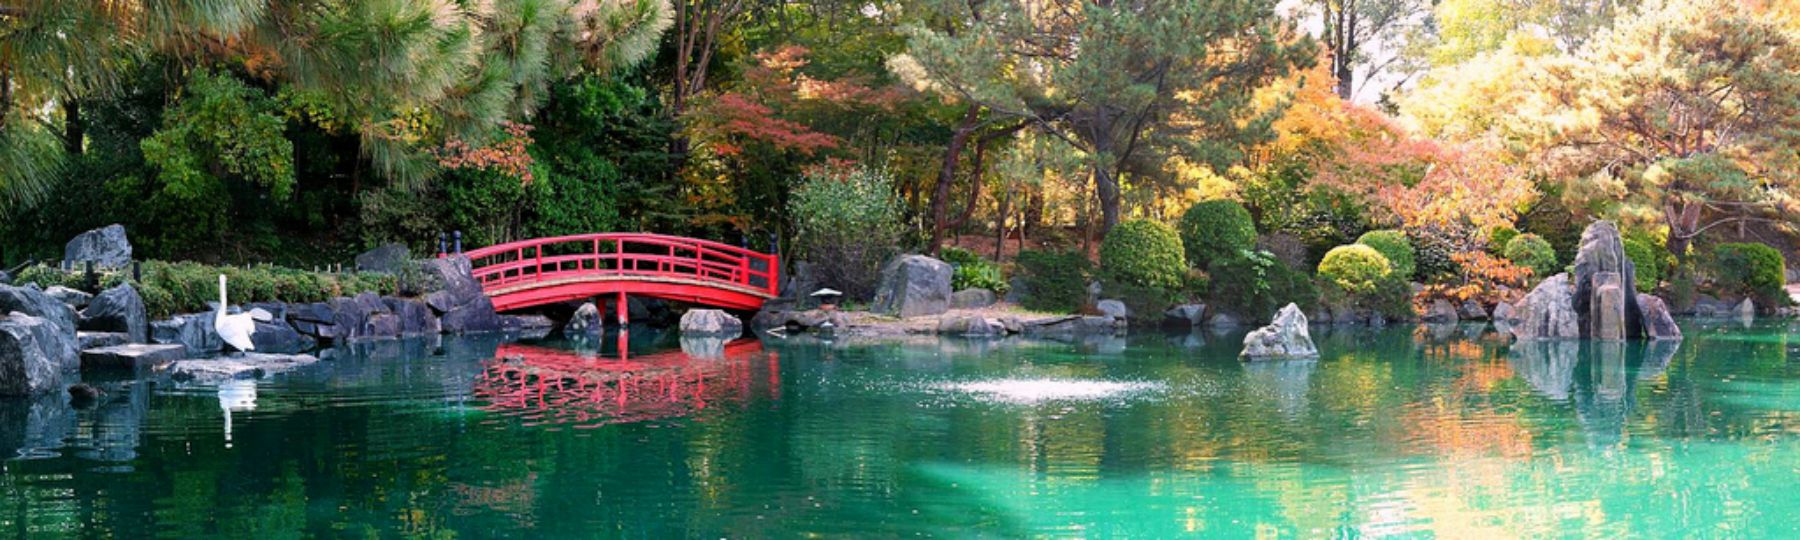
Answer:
[
  {"left": 473, "top": 340, "right": 776, "bottom": 428},
  {"left": 1508, "top": 339, "right": 1681, "bottom": 450}
]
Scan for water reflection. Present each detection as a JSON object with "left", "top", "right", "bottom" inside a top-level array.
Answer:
[
  {"left": 1508, "top": 339, "right": 1680, "bottom": 449},
  {"left": 472, "top": 339, "right": 777, "bottom": 428}
]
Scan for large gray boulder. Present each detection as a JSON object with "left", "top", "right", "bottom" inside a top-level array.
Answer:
[
  {"left": 420, "top": 255, "right": 501, "bottom": 334},
  {"left": 1508, "top": 273, "right": 1581, "bottom": 341},
  {"left": 679, "top": 309, "right": 743, "bottom": 337},
  {"left": 1636, "top": 293, "right": 1682, "bottom": 340},
  {"left": 1421, "top": 299, "right": 1458, "bottom": 323},
  {"left": 383, "top": 297, "right": 440, "bottom": 336},
  {"left": 150, "top": 314, "right": 223, "bottom": 356},
  {"left": 63, "top": 224, "right": 132, "bottom": 268},
  {"left": 1165, "top": 304, "right": 1207, "bottom": 327},
  {"left": 870, "top": 255, "right": 953, "bottom": 319},
  {"left": 354, "top": 243, "right": 411, "bottom": 273},
  {"left": 0, "top": 284, "right": 77, "bottom": 338},
  {"left": 1571, "top": 221, "right": 1644, "bottom": 340},
  {"left": 1095, "top": 299, "right": 1129, "bottom": 320},
  {"left": 44, "top": 286, "right": 92, "bottom": 309},
  {"left": 80, "top": 283, "right": 147, "bottom": 343},
  {"left": 1241, "top": 303, "right": 1318, "bottom": 360},
  {"left": 249, "top": 319, "right": 315, "bottom": 353},
  {"left": 0, "top": 313, "right": 76, "bottom": 395},
  {"left": 566, "top": 302, "right": 602, "bottom": 333},
  {"left": 937, "top": 314, "right": 1006, "bottom": 336}
]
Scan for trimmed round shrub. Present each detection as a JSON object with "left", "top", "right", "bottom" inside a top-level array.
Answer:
[
  {"left": 1178, "top": 199, "right": 1256, "bottom": 269},
  {"left": 1100, "top": 219, "right": 1187, "bottom": 290},
  {"left": 1622, "top": 237, "right": 1659, "bottom": 293},
  {"left": 1713, "top": 243, "right": 1786, "bottom": 306},
  {"left": 1487, "top": 225, "right": 1520, "bottom": 254},
  {"left": 1503, "top": 233, "right": 1558, "bottom": 279},
  {"left": 1355, "top": 230, "right": 1416, "bottom": 281},
  {"left": 1318, "top": 244, "right": 1393, "bottom": 295}
]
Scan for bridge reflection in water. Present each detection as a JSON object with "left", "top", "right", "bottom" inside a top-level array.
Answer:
[{"left": 473, "top": 338, "right": 778, "bottom": 428}]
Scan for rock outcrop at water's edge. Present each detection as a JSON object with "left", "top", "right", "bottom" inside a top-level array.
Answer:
[
  {"left": 1241, "top": 303, "right": 1318, "bottom": 360},
  {"left": 679, "top": 309, "right": 743, "bottom": 337},
  {"left": 1570, "top": 221, "right": 1643, "bottom": 340},
  {"left": 0, "top": 313, "right": 77, "bottom": 395},
  {"left": 1508, "top": 274, "right": 1581, "bottom": 341},
  {"left": 1506, "top": 221, "right": 1681, "bottom": 343}
]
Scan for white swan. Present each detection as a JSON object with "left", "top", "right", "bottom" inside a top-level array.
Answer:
[{"left": 215, "top": 274, "right": 257, "bottom": 352}]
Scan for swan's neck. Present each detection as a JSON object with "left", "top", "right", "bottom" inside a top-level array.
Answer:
[{"left": 217, "top": 277, "right": 228, "bottom": 320}]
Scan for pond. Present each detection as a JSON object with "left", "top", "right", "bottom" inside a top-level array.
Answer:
[{"left": 3, "top": 320, "right": 1800, "bottom": 538}]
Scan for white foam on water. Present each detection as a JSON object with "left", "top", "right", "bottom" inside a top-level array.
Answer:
[{"left": 936, "top": 378, "right": 1164, "bottom": 404}]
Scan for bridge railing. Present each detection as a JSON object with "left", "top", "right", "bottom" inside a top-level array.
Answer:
[{"left": 463, "top": 233, "right": 780, "bottom": 297}]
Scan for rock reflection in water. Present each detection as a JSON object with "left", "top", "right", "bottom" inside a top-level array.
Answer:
[
  {"left": 473, "top": 340, "right": 777, "bottom": 428},
  {"left": 1508, "top": 339, "right": 1680, "bottom": 449},
  {"left": 1241, "top": 359, "right": 1316, "bottom": 419}
]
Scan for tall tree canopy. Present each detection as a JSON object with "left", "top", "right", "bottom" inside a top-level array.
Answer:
[
  {"left": 892, "top": 0, "right": 1314, "bottom": 237},
  {"left": 1519, "top": 0, "right": 1800, "bottom": 257}
]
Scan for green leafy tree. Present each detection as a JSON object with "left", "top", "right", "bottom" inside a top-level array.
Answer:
[{"left": 892, "top": 0, "right": 1314, "bottom": 237}]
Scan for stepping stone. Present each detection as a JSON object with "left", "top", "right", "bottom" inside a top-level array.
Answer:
[
  {"left": 82, "top": 343, "right": 186, "bottom": 370},
  {"left": 163, "top": 353, "right": 319, "bottom": 382},
  {"left": 77, "top": 331, "right": 129, "bottom": 350}
]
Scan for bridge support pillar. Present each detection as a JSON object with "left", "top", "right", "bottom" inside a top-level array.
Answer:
[{"left": 616, "top": 292, "right": 629, "bottom": 326}]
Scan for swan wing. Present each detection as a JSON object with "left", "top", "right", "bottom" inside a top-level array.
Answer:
[{"left": 217, "top": 313, "right": 258, "bottom": 351}]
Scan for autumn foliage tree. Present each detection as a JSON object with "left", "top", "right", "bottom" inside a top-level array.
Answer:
[{"left": 1520, "top": 0, "right": 1800, "bottom": 257}]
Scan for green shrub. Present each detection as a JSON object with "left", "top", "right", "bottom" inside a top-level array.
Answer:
[
  {"left": 789, "top": 165, "right": 905, "bottom": 301},
  {"left": 1317, "top": 244, "right": 1393, "bottom": 295},
  {"left": 1355, "top": 230, "right": 1415, "bottom": 281},
  {"left": 1503, "top": 233, "right": 1558, "bottom": 280},
  {"left": 1208, "top": 250, "right": 1318, "bottom": 322},
  {"left": 939, "top": 247, "right": 982, "bottom": 267},
  {"left": 1015, "top": 250, "right": 1092, "bottom": 313},
  {"left": 1622, "top": 237, "right": 1660, "bottom": 293},
  {"left": 938, "top": 247, "right": 1008, "bottom": 293},
  {"left": 1099, "top": 219, "right": 1186, "bottom": 290},
  {"left": 15, "top": 260, "right": 397, "bottom": 319},
  {"left": 1178, "top": 199, "right": 1256, "bottom": 269},
  {"left": 1713, "top": 243, "right": 1786, "bottom": 307},
  {"left": 1487, "top": 225, "right": 1520, "bottom": 254}
]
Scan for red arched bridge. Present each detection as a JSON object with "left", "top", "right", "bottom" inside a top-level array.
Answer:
[{"left": 464, "top": 233, "right": 779, "bottom": 319}]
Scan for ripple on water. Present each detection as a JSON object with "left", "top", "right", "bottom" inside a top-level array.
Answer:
[{"left": 933, "top": 378, "right": 1164, "bottom": 405}]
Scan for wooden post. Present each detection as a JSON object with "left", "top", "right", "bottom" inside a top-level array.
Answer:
[{"left": 616, "top": 291, "right": 628, "bottom": 326}]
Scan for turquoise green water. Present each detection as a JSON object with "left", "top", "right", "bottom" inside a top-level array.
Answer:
[{"left": 4, "top": 321, "right": 1800, "bottom": 538}]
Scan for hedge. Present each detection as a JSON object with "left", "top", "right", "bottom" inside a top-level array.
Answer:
[
  {"left": 1318, "top": 244, "right": 1393, "bottom": 295},
  {"left": 1015, "top": 250, "right": 1092, "bottom": 313}
]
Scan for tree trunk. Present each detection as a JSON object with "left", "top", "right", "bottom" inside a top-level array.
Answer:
[
  {"left": 927, "top": 105, "right": 982, "bottom": 254},
  {"left": 1093, "top": 164, "right": 1121, "bottom": 237},
  {"left": 1663, "top": 198, "right": 1702, "bottom": 259},
  {"left": 61, "top": 99, "right": 81, "bottom": 154},
  {"left": 994, "top": 184, "right": 1011, "bottom": 263}
]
